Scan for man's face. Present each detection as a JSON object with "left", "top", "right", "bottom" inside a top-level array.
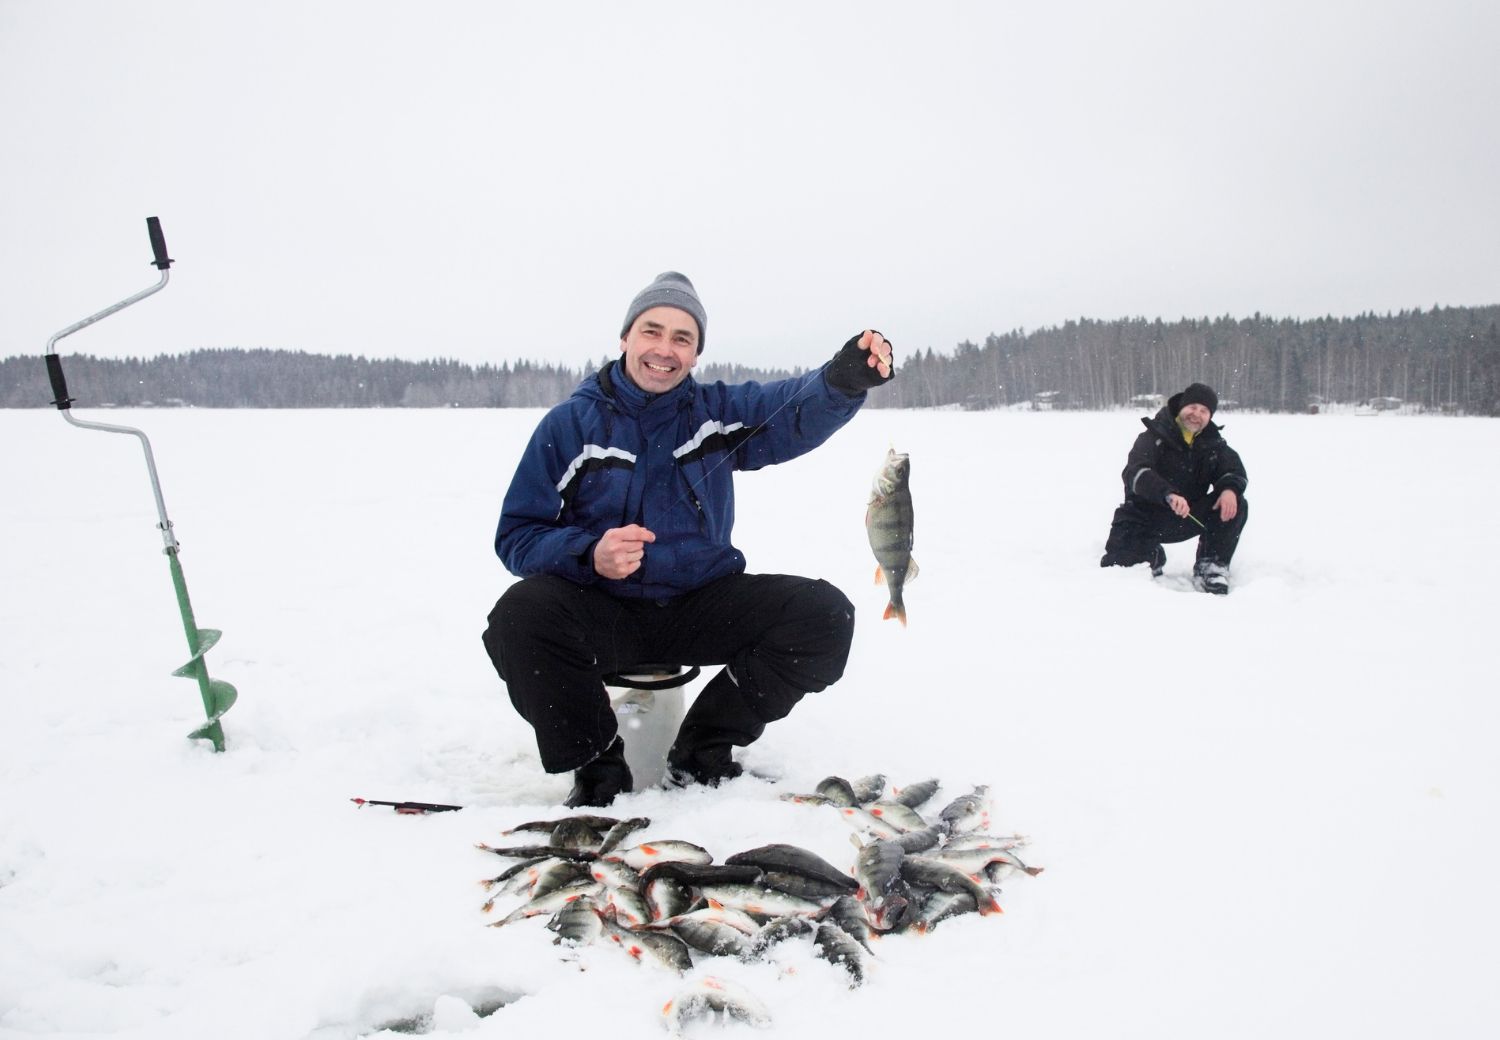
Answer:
[
  {"left": 620, "top": 306, "right": 699, "bottom": 393},
  {"left": 1178, "top": 402, "right": 1211, "bottom": 434}
]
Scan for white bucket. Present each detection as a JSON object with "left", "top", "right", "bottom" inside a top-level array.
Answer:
[{"left": 608, "top": 675, "right": 690, "bottom": 788}]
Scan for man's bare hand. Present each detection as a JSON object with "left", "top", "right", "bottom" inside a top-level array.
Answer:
[
  {"left": 593, "top": 524, "right": 656, "bottom": 579},
  {"left": 1214, "top": 489, "right": 1239, "bottom": 521},
  {"left": 1166, "top": 493, "right": 1191, "bottom": 518}
]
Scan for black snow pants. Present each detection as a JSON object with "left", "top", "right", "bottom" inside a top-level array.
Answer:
[
  {"left": 482, "top": 572, "right": 855, "bottom": 773},
  {"left": 1102, "top": 494, "right": 1250, "bottom": 568}
]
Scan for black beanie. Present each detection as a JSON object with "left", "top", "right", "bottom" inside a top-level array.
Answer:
[
  {"left": 1178, "top": 382, "right": 1219, "bottom": 416},
  {"left": 619, "top": 272, "right": 707, "bottom": 355}
]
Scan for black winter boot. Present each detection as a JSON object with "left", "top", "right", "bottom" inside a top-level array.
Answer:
[
  {"left": 1149, "top": 544, "right": 1166, "bottom": 577},
  {"left": 665, "top": 741, "right": 743, "bottom": 788},
  {"left": 564, "top": 736, "right": 633, "bottom": 808},
  {"left": 664, "top": 668, "right": 763, "bottom": 788},
  {"left": 1194, "top": 560, "right": 1230, "bottom": 595}
]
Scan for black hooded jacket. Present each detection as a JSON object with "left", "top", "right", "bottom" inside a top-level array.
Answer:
[{"left": 1119, "top": 392, "right": 1248, "bottom": 508}]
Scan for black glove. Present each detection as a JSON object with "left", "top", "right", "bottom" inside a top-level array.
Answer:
[{"left": 824, "top": 332, "right": 895, "bottom": 396}]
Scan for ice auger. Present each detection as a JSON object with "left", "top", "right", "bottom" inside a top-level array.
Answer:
[{"left": 43, "top": 217, "right": 238, "bottom": 751}]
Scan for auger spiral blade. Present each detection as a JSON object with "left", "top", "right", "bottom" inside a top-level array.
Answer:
[
  {"left": 167, "top": 553, "right": 237, "bottom": 752},
  {"left": 172, "top": 627, "right": 239, "bottom": 751}
]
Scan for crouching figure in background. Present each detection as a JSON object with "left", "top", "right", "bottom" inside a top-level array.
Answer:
[{"left": 1099, "top": 382, "right": 1248, "bottom": 594}]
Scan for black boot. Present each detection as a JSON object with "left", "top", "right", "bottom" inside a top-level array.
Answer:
[
  {"left": 564, "top": 736, "right": 633, "bottom": 808},
  {"left": 665, "top": 741, "right": 743, "bottom": 788},
  {"left": 1194, "top": 560, "right": 1230, "bottom": 595},
  {"left": 664, "top": 669, "right": 763, "bottom": 788},
  {"left": 1148, "top": 544, "right": 1166, "bottom": 577}
]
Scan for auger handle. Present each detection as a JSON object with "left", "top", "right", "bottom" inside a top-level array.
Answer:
[
  {"left": 46, "top": 353, "right": 73, "bottom": 410},
  {"left": 147, "top": 217, "right": 173, "bottom": 270}
]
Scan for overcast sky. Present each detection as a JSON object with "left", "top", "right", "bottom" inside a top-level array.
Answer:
[{"left": 4, "top": 0, "right": 1497, "bottom": 372}]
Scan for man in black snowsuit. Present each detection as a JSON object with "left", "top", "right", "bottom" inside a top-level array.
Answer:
[{"left": 1098, "top": 382, "right": 1248, "bottom": 594}]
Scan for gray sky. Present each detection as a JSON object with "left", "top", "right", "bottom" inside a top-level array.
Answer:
[{"left": 4, "top": 0, "right": 1497, "bottom": 372}]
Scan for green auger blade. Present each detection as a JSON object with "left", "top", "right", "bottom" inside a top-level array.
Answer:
[
  {"left": 173, "top": 626, "right": 239, "bottom": 752},
  {"left": 167, "top": 553, "right": 237, "bottom": 752},
  {"left": 187, "top": 677, "right": 239, "bottom": 750}
]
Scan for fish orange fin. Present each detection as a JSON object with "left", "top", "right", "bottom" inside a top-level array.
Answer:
[{"left": 873, "top": 565, "right": 885, "bottom": 584}]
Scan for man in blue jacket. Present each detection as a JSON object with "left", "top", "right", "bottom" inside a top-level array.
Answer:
[{"left": 483, "top": 271, "right": 894, "bottom": 806}]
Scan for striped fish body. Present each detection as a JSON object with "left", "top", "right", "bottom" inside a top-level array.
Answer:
[
  {"left": 912, "top": 889, "right": 979, "bottom": 933},
  {"left": 852, "top": 838, "right": 905, "bottom": 902},
  {"left": 547, "top": 894, "right": 606, "bottom": 945},
  {"left": 865, "top": 449, "right": 916, "bottom": 626},
  {"left": 662, "top": 976, "right": 773, "bottom": 1031},
  {"left": 607, "top": 925, "right": 694, "bottom": 974},
  {"left": 488, "top": 879, "right": 602, "bottom": 928},
  {"left": 825, "top": 894, "right": 877, "bottom": 952},
  {"left": 939, "top": 785, "right": 992, "bottom": 836},
  {"left": 671, "top": 917, "right": 753, "bottom": 958},
  {"left": 899, "top": 856, "right": 1002, "bottom": 915},
  {"left": 813, "top": 921, "right": 866, "bottom": 986},
  {"left": 644, "top": 876, "right": 693, "bottom": 922},
  {"left": 892, "top": 778, "right": 941, "bottom": 809},
  {"left": 865, "top": 801, "right": 932, "bottom": 834},
  {"left": 605, "top": 840, "right": 712, "bottom": 871},
  {"left": 695, "top": 883, "right": 829, "bottom": 917},
  {"left": 725, "top": 843, "right": 859, "bottom": 892}
]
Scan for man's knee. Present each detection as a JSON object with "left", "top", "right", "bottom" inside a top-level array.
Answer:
[
  {"left": 482, "top": 576, "right": 579, "bottom": 676},
  {"left": 756, "top": 577, "right": 855, "bottom": 694},
  {"left": 794, "top": 578, "right": 855, "bottom": 656}
]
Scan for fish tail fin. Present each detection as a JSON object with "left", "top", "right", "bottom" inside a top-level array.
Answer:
[{"left": 883, "top": 601, "right": 907, "bottom": 626}]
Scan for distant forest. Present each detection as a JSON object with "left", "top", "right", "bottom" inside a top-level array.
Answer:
[{"left": 5, "top": 305, "right": 1498, "bottom": 414}]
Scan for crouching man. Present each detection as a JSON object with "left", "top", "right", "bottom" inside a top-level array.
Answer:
[
  {"left": 482, "top": 271, "right": 895, "bottom": 806},
  {"left": 1099, "top": 382, "right": 1248, "bottom": 594}
]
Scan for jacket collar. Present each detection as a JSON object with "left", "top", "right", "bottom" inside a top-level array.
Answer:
[{"left": 597, "top": 359, "right": 694, "bottom": 417}]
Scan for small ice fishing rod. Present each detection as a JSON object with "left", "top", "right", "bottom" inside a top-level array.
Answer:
[
  {"left": 43, "top": 217, "right": 239, "bottom": 752},
  {"left": 351, "top": 798, "right": 465, "bottom": 814}
]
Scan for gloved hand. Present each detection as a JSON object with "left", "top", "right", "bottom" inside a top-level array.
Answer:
[{"left": 824, "top": 330, "right": 896, "bottom": 395}]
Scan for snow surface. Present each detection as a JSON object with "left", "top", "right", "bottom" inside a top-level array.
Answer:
[{"left": 2, "top": 406, "right": 1496, "bottom": 1039}]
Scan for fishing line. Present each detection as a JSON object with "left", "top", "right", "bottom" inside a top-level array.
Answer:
[{"left": 679, "top": 375, "right": 820, "bottom": 503}]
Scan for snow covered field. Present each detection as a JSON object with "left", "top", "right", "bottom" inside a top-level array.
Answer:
[{"left": 2, "top": 405, "right": 1496, "bottom": 1039}]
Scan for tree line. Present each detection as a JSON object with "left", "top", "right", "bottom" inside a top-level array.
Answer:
[{"left": 5, "top": 305, "right": 1497, "bottom": 414}]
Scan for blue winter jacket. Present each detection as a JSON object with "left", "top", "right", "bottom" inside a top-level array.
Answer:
[{"left": 495, "top": 358, "right": 865, "bottom": 600}]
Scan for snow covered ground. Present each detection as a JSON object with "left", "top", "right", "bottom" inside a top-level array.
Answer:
[{"left": 2, "top": 404, "right": 1496, "bottom": 1039}]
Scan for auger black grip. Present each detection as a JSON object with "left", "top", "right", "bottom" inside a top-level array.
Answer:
[
  {"left": 46, "top": 353, "right": 73, "bottom": 409},
  {"left": 147, "top": 216, "right": 173, "bottom": 270}
]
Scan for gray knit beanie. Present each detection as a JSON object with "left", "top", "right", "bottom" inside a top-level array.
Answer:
[{"left": 620, "top": 271, "right": 707, "bottom": 354}]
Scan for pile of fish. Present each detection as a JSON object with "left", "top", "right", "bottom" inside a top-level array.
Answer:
[{"left": 475, "top": 775, "right": 1041, "bottom": 1028}]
